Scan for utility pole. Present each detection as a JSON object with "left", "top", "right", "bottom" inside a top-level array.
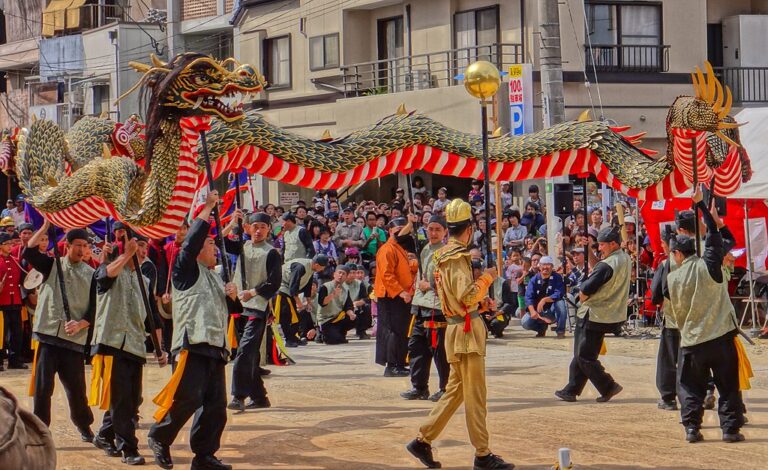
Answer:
[{"left": 538, "top": 0, "right": 568, "bottom": 262}]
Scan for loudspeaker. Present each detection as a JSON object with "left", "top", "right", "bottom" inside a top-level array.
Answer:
[{"left": 554, "top": 183, "right": 574, "bottom": 218}]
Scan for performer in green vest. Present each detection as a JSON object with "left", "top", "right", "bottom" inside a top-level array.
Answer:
[
  {"left": 314, "top": 265, "right": 355, "bottom": 344},
  {"left": 345, "top": 263, "right": 372, "bottom": 339},
  {"left": 228, "top": 212, "right": 282, "bottom": 412},
  {"left": 90, "top": 235, "right": 167, "bottom": 465},
  {"left": 24, "top": 221, "right": 96, "bottom": 441},
  {"left": 555, "top": 225, "right": 629, "bottom": 403},
  {"left": 407, "top": 199, "right": 512, "bottom": 470},
  {"left": 274, "top": 255, "right": 328, "bottom": 346},
  {"left": 147, "top": 190, "right": 242, "bottom": 470},
  {"left": 401, "top": 215, "right": 449, "bottom": 402},
  {"left": 280, "top": 212, "right": 315, "bottom": 262},
  {"left": 665, "top": 187, "right": 746, "bottom": 443}
]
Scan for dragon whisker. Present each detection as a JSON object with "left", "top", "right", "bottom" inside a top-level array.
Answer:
[{"left": 715, "top": 130, "right": 739, "bottom": 147}]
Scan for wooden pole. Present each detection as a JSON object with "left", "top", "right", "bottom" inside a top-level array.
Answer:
[{"left": 199, "top": 130, "right": 231, "bottom": 283}]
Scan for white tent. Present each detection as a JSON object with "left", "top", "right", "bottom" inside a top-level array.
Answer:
[{"left": 731, "top": 107, "right": 768, "bottom": 200}]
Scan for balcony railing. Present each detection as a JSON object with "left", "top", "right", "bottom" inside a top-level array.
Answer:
[
  {"left": 341, "top": 43, "right": 523, "bottom": 97},
  {"left": 585, "top": 44, "right": 670, "bottom": 73},
  {"left": 716, "top": 67, "right": 768, "bottom": 104},
  {"left": 44, "top": 4, "right": 131, "bottom": 37}
]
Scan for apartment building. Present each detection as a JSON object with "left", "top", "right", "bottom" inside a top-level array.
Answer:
[{"left": 0, "top": 0, "right": 166, "bottom": 131}]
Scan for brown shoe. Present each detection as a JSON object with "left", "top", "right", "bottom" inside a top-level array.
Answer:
[{"left": 556, "top": 332, "right": 566, "bottom": 339}]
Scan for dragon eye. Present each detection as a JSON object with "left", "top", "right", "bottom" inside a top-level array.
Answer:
[{"left": 194, "top": 75, "right": 210, "bottom": 86}]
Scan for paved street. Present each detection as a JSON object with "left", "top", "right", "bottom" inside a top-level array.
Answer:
[{"left": 3, "top": 327, "right": 767, "bottom": 469}]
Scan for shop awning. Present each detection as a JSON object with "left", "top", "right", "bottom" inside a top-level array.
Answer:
[{"left": 42, "top": 0, "right": 88, "bottom": 37}]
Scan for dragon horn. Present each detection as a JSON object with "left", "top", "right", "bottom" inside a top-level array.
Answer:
[
  {"left": 690, "top": 72, "right": 702, "bottom": 100},
  {"left": 713, "top": 77, "right": 724, "bottom": 113},
  {"left": 31, "top": 114, "right": 37, "bottom": 123},
  {"left": 718, "top": 86, "right": 733, "bottom": 119},
  {"left": 492, "top": 127, "right": 503, "bottom": 137},
  {"left": 102, "top": 144, "right": 112, "bottom": 159},
  {"left": 396, "top": 103, "right": 407, "bottom": 115},
  {"left": 150, "top": 53, "right": 168, "bottom": 68},
  {"left": 577, "top": 109, "right": 591, "bottom": 122},
  {"left": 128, "top": 61, "right": 152, "bottom": 73},
  {"left": 695, "top": 66, "right": 707, "bottom": 101},
  {"left": 718, "top": 121, "right": 747, "bottom": 129},
  {"left": 715, "top": 130, "right": 739, "bottom": 147},
  {"left": 705, "top": 61, "right": 717, "bottom": 105}
]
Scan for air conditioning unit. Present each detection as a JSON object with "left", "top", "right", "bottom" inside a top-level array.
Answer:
[{"left": 405, "top": 70, "right": 432, "bottom": 91}]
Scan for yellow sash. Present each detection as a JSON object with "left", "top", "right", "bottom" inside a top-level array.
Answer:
[
  {"left": 734, "top": 337, "right": 754, "bottom": 391},
  {"left": 227, "top": 316, "right": 238, "bottom": 349},
  {"left": 331, "top": 311, "right": 346, "bottom": 324},
  {"left": 404, "top": 314, "right": 418, "bottom": 364},
  {"left": 599, "top": 339, "right": 607, "bottom": 356},
  {"left": 152, "top": 350, "right": 189, "bottom": 422},
  {"left": 273, "top": 293, "right": 299, "bottom": 324},
  {"left": 88, "top": 354, "right": 113, "bottom": 410},
  {"left": 28, "top": 340, "right": 39, "bottom": 396}
]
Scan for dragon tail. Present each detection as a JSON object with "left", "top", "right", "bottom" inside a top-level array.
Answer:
[{"left": 16, "top": 119, "right": 70, "bottom": 204}]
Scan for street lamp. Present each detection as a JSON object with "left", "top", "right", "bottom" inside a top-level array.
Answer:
[{"left": 464, "top": 60, "right": 500, "bottom": 272}]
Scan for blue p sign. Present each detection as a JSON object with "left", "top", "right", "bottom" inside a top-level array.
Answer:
[{"left": 510, "top": 104, "right": 525, "bottom": 135}]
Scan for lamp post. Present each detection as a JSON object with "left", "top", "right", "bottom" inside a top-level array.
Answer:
[{"left": 464, "top": 60, "right": 501, "bottom": 275}]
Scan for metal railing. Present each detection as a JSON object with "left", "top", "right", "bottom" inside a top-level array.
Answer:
[
  {"left": 48, "top": 4, "right": 131, "bottom": 35},
  {"left": 585, "top": 44, "right": 670, "bottom": 73},
  {"left": 341, "top": 43, "right": 523, "bottom": 96},
  {"left": 716, "top": 67, "right": 768, "bottom": 104}
]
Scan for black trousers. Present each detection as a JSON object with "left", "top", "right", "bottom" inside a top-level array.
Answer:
[
  {"left": 98, "top": 355, "right": 143, "bottom": 452},
  {"left": 230, "top": 315, "right": 249, "bottom": 358},
  {"left": 33, "top": 342, "right": 94, "bottom": 429},
  {"left": 2, "top": 307, "right": 23, "bottom": 365},
  {"left": 162, "top": 318, "right": 173, "bottom": 354},
  {"left": 677, "top": 332, "right": 745, "bottom": 433},
  {"left": 485, "top": 312, "right": 510, "bottom": 338},
  {"left": 656, "top": 327, "right": 681, "bottom": 403},
  {"left": 231, "top": 312, "right": 267, "bottom": 401},
  {"left": 297, "top": 310, "right": 314, "bottom": 340},
  {"left": 375, "top": 296, "right": 410, "bottom": 367},
  {"left": 355, "top": 305, "right": 372, "bottom": 337},
  {"left": 408, "top": 317, "right": 449, "bottom": 392},
  {"left": 563, "top": 318, "right": 617, "bottom": 397},
  {"left": 276, "top": 293, "right": 299, "bottom": 344},
  {"left": 321, "top": 316, "right": 354, "bottom": 344},
  {"left": 148, "top": 352, "right": 227, "bottom": 457}
]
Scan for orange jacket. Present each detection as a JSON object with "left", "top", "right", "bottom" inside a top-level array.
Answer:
[{"left": 374, "top": 237, "right": 416, "bottom": 299}]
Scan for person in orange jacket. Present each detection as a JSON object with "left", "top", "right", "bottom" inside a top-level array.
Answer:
[{"left": 374, "top": 216, "right": 417, "bottom": 377}]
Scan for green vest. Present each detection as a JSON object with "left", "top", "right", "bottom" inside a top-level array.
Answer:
[
  {"left": 578, "top": 249, "right": 631, "bottom": 324},
  {"left": 33, "top": 258, "right": 94, "bottom": 347},
  {"left": 667, "top": 258, "right": 736, "bottom": 347},
  {"left": 283, "top": 226, "right": 306, "bottom": 262},
  {"left": 345, "top": 279, "right": 363, "bottom": 301},
  {"left": 279, "top": 258, "right": 314, "bottom": 295},
  {"left": 315, "top": 280, "right": 349, "bottom": 325},
  {"left": 412, "top": 243, "right": 442, "bottom": 309},
  {"left": 171, "top": 262, "right": 229, "bottom": 352},
  {"left": 92, "top": 269, "right": 147, "bottom": 359},
  {"left": 662, "top": 259, "right": 678, "bottom": 329},
  {"left": 234, "top": 240, "right": 274, "bottom": 311}
]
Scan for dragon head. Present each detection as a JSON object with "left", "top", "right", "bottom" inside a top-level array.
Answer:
[
  {"left": 667, "top": 61, "right": 742, "bottom": 146},
  {"left": 122, "top": 53, "right": 265, "bottom": 123}
]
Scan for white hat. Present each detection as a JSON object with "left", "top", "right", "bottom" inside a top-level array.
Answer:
[
  {"left": 539, "top": 256, "right": 554, "bottom": 265},
  {"left": 624, "top": 215, "right": 636, "bottom": 224}
]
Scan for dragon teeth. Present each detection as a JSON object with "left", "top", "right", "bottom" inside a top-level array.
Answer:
[{"left": 193, "top": 96, "right": 203, "bottom": 109}]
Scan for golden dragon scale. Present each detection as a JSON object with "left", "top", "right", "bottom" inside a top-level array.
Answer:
[{"left": 13, "top": 54, "right": 751, "bottom": 239}]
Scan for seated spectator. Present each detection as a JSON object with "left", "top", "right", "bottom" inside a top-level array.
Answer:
[
  {"left": 411, "top": 175, "right": 428, "bottom": 197},
  {"left": 432, "top": 187, "right": 450, "bottom": 213},
  {"left": 521, "top": 256, "right": 567, "bottom": 338},
  {"left": 314, "top": 226, "right": 338, "bottom": 279},
  {"left": 503, "top": 210, "right": 527, "bottom": 250},
  {"left": 468, "top": 179, "right": 483, "bottom": 202},
  {"left": 526, "top": 184, "right": 545, "bottom": 209}
]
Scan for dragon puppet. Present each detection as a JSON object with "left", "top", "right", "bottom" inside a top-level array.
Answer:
[{"left": 13, "top": 53, "right": 752, "bottom": 238}]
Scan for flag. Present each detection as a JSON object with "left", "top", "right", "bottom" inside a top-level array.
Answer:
[{"left": 220, "top": 169, "right": 250, "bottom": 225}]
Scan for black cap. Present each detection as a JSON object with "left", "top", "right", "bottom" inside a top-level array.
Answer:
[
  {"left": 345, "top": 263, "right": 359, "bottom": 271},
  {"left": 388, "top": 217, "right": 407, "bottom": 229},
  {"left": 342, "top": 206, "right": 353, "bottom": 213},
  {"left": 312, "top": 254, "right": 330, "bottom": 267},
  {"left": 671, "top": 234, "right": 696, "bottom": 255},
  {"left": 337, "top": 264, "right": 351, "bottom": 273},
  {"left": 0, "top": 232, "right": 11, "bottom": 244},
  {"left": 428, "top": 215, "right": 447, "bottom": 228},
  {"left": 66, "top": 228, "right": 89, "bottom": 243},
  {"left": 17, "top": 223, "right": 33, "bottom": 232},
  {"left": 113, "top": 221, "right": 126, "bottom": 231},
  {"left": 281, "top": 212, "right": 296, "bottom": 223},
  {"left": 248, "top": 212, "right": 271, "bottom": 225},
  {"left": 15, "top": 195, "right": 24, "bottom": 202},
  {"left": 597, "top": 226, "right": 621, "bottom": 244}
]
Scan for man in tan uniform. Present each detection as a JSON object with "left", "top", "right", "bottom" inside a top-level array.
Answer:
[{"left": 407, "top": 199, "right": 513, "bottom": 470}]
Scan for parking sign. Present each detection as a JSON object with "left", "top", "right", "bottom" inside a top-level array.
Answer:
[{"left": 508, "top": 64, "right": 533, "bottom": 135}]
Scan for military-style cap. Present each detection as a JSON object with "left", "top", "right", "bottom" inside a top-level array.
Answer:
[
  {"left": 445, "top": 199, "right": 471, "bottom": 227},
  {"left": 0, "top": 232, "right": 11, "bottom": 244},
  {"left": 312, "top": 254, "right": 329, "bottom": 267},
  {"left": 66, "top": 228, "right": 89, "bottom": 243},
  {"left": 337, "top": 264, "right": 351, "bottom": 273},
  {"left": 427, "top": 215, "right": 447, "bottom": 228},
  {"left": 671, "top": 234, "right": 696, "bottom": 255},
  {"left": 248, "top": 212, "right": 271, "bottom": 225},
  {"left": 17, "top": 223, "right": 33, "bottom": 232},
  {"left": 597, "top": 226, "right": 621, "bottom": 244},
  {"left": 281, "top": 212, "right": 296, "bottom": 223}
]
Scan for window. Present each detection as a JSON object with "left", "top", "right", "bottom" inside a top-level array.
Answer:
[
  {"left": 92, "top": 84, "right": 109, "bottom": 116},
  {"left": 309, "top": 33, "right": 339, "bottom": 71},
  {"left": 264, "top": 35, "right": 291, "bottom": 89},
  {"left": 454, "top": 6, "right": 500, "bottom": 72},
  {"left": 586, "top": 2, "right": 664, "bottom": 71}
]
